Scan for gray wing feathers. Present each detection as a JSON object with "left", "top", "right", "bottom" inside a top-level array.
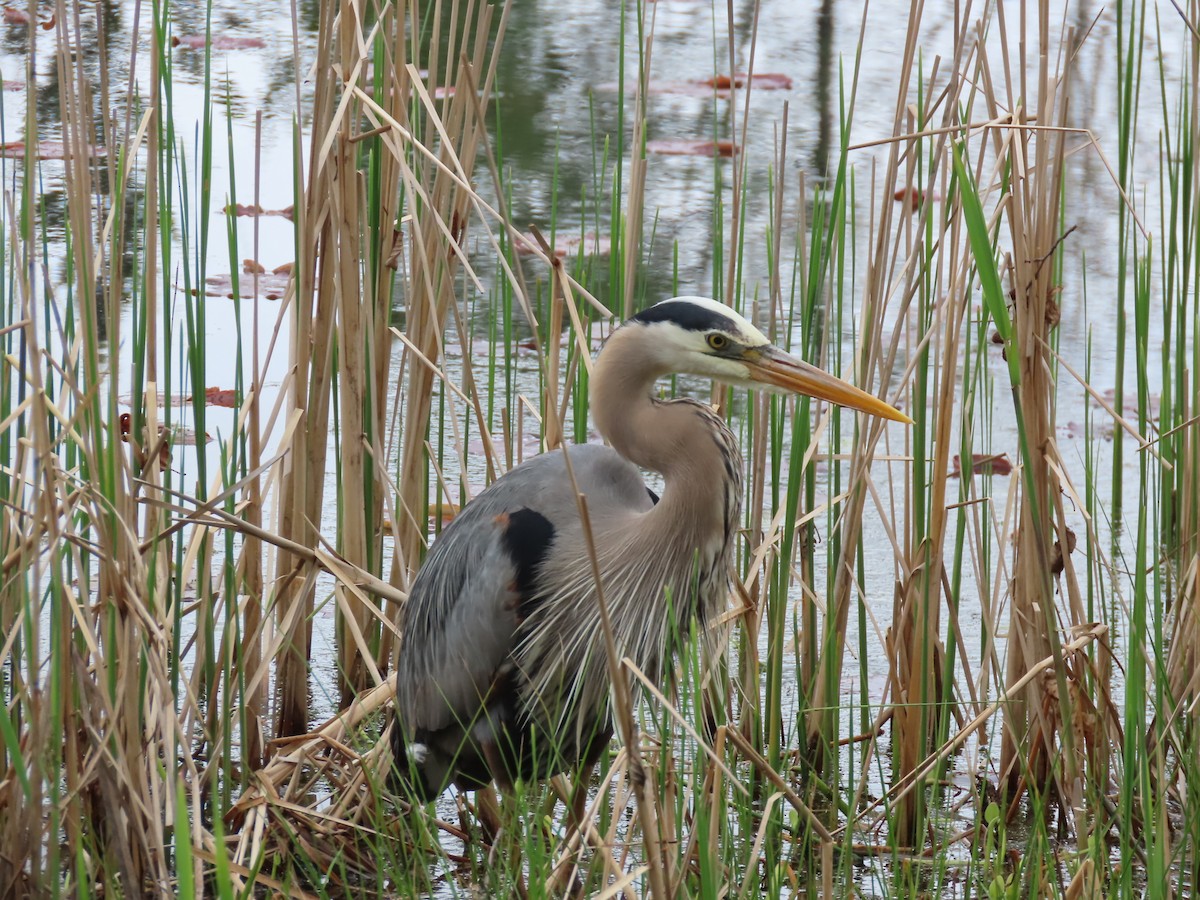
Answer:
[
  {"left": 394, "top": 444, "right": 651, "bottom": 734},
  {"left": 396, "top": 515, "right": 521, "bottom": 733}
]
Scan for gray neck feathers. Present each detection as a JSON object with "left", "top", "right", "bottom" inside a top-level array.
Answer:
[
  {"left": 590, "top": 327, "right": 742, "bottom": 625},
  {"left": 518, "top": 326, "right": 742, "bottom": 737}
]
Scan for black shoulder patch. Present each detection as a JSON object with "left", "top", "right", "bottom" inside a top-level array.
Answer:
[
  {"left": 501, "top": 508, "right": 555, "bottom": 600},
  {"left": 630, "top": 300, "right": 736, "bottom": 333}
]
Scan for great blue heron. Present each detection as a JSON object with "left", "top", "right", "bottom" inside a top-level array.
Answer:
[{"left": 390, "top": 296, "right": 907, "bottom": 804}]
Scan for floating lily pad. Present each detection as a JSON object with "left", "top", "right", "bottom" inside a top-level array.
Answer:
[
  {"left": 646, "top": 138, "right": 738, "bottom": 157},
  {"left": 948, "top": 453, "right": 1013, "bottom": 478},
  {"left": 224, "top": 202, "right": 295, "bottom": 221},
  {"left": 513, "top": 231, "right": 611, "bottom": 258},
  {"left": 117, "top": 413, "right": 212, "bottom": 467},
  {"left": 893, "top": 186, "right": 940, "bottom": 211},
  {"left": 194, "top": 268, "right": 292, "bottom": 299},
  {"left": 0, "top": 140, "right": 106, "bottom": 160},
  {"left": 598, "top": 73, "right": 791, "bottom": 98},
  {"left": 193, "top": 387, "right": 238, "bottom": 408},
  {"left": 172, "top": 34, "right": 267, "bottom": 50},
  {"left": 704, "top": 73, "right": 792, "bottom": 91}
]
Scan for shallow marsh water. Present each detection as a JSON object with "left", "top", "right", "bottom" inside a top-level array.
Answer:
[{"left": 0, "top": 0, "right": 1186, "bottom": 892}]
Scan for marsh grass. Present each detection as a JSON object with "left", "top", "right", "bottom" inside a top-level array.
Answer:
[{"left": 2, "top": 0, "right": 1199, "bottom": 896}]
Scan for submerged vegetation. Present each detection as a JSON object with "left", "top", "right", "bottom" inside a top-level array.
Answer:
[{"left": 1, "top": 0, "right": 1199, "bottom": 896}]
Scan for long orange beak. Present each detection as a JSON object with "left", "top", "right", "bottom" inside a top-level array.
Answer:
[{"left": 745, "top": 345, "right": 912, "bottom": 424}]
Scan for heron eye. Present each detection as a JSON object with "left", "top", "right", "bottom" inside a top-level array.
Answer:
[{"left": 707, "top": 333, "right": 729, "bottom": 351}]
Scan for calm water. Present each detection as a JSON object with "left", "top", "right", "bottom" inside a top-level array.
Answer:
[{"left": 0, "top": 0, "right": 1183, "bottom": 890}]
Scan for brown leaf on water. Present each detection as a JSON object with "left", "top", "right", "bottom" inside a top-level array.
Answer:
[
  {"left": 272, "top": 262, "right": 293, "bottom": 275},
  {"left": 428, "top": 503, "right": 460, "bottom": 527},
  {"left": 702, "top": 72, "right": 792, "bottom": 92},
  {"left": 224, "top": 202, "right": 296, "bottom": 220},
  {"left": 242, "top": 258, "right": 266, "bottom": 275},
  {"left": 192, "top": 387, "right": 238, "bottom": 408},
  {"left": 513, "top": 230, "right": 611, "bottom": 259},
  {"left": 948, "top": 453, "right": 1013, "bottom": 478},
  {"left": 365, "top": 74, "right": 455, "bottom": 99},
  {"left": 646, "top": 138, "right": 739, "bottom": 157},
  {"left": 0, "top": 140, "right": 105, "bottom": 160},
  {"left": 1060, "top": 420, "right": 1114, "bottom": 441},
  {"left": 173, "top": 34, "right": 266, "bottom": 50},
  {"left": 169, "top": 426, "right": 212, "bottom": 446},
  {"left": 2, "top": 7, "right": 29, "bottom": 25},
  {"left": 601, "top": 72, "right": 793, "bottom": 98},
  {"left": 194, "top": 270, "right": 291, "bottom": 299},
  {"left": 893, "top": 186, "right": 940, "bottom": 211},
  {"left": 118, "top": 414, "right": 210, "bottom": 466},
  {"left": 520, "top": 338, "right": 547, "bottom": 357},
  {"left": 1099, "top": 388, "right": 1160, "bottom": 419},
  {"left": 119, "top": 392, "right": 191, "bottom": 407},
  {"left": 39, "top": 12, "right": 51, "bottom": 28},
  {"left": 445, "top": 338, "right": 502, "bottom": 358},
  {"left": 468, "top": 433, "right": 539, "bottom": 460}
]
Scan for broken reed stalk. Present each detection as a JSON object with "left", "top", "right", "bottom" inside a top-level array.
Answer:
[
  {"left": 0, "top": 2, "right": 194, "bottom": 892},
  {"left": 56, "top": 0, "right": 164, "bottom": 890},
  {"left": 392, "top": 0, "right": 501, "bottom": 625},
  {"left": 276, "top": 0, "right": 468, "bottom": 725},
  {"left": 1162, "top": 0, "right": 1200, "bottom": 789},
  {"left": 886, "top": 10, "right": 978, "bottom": 845},
  {"left": 242, "top": 111, "right": 266, "bottom": 770},
  {"left": 321, "top": 0, "right": 409, "bottom": 708},
  {"left": 988, "top": 10, "right": 1088, "bottom": 807},
  {"left": 804, "top": 0, "right": 918, "bottom": 784},
  {"left": 329, "top": 2, "right": 375, "bottom": 707},
  {"left": 273, "top": 0, "right": 338, "bottom": 738}
]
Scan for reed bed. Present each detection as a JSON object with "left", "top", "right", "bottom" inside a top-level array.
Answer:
[{"left": 0, "top": 0, "right": 1196, "bottom": 896}]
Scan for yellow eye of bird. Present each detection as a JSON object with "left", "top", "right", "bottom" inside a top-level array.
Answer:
[{"left": 707, "top": 333, "right": 728, "bottom": 351}]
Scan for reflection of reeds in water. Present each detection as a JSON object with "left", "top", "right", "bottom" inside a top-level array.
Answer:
[{"left": 4, "top": 0, "right": 1200, "bottom": 895}]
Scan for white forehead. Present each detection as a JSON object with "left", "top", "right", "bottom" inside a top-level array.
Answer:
[{"left": 649, "top": 296, "right": 771, "bottom": 347}]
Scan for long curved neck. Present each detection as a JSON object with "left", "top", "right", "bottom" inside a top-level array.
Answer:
[{"left": 591, "top": 327, "right": 741, "bottom": 539}]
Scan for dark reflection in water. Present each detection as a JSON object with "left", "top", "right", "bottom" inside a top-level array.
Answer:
[
  {"left": 813, "top": 0, "right": 833, "bottom": 180},
  {"left": 794, "top": 0, "right": 838, "bottom": 358},
  {"left": 0, "top": 0, "right": 1152, "bottom": 377}
]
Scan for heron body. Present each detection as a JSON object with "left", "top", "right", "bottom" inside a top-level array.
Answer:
[{"left": 390, "top": 297, "right": 907, "bottom": 802}]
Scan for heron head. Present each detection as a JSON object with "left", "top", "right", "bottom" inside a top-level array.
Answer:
[{"left": 626, "top": 296, "right": 911, "bottom": 424}]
